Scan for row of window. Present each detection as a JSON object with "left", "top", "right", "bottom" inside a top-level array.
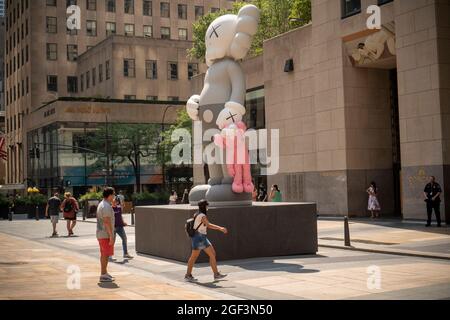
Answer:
[
  {"left": 46, "top": 17, "right": 188, "bottom": 40},
  {"left": 5, "top": 77, "right": 30, "bottom": 107},
  {"left": 4, "top": 0, "right": 29, "bottom": 32},
  {"left": 46, "top": 0, "right": 218, "bottom": 19},
  {"left": 5, "top": 46, "right": 29, "bottom": 78},
  {"left": 78, "top": 61, "right": 110, "bottom": 92},
  {"left": 5, "top": 19, "right": 29, "bottom": 55},
  {"left": 121, "top": 59, "right": 199, "bottom": 80}
]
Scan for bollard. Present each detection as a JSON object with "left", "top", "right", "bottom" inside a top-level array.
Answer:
[
  {"left": 8, "top": 207, "right": 12, "bottom": 221},
  {"left": 344, "top": 216, "right": 351, "bottom": 246},
  {"left": 131, "top": 208, "right": 135, "bottom": 226},
  {"left": 35, "top": 206, "right": 40, "bottom": 221}
]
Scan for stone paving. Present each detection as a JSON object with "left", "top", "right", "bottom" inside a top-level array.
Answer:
[{"left": 0, "top": 217, "right": 449, "bottom": 300}]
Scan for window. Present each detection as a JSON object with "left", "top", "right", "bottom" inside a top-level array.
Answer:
[
  {"left": 195, "top": 6, "right": 204, "bottom": 20},
  {"left": 143, "top": 0, "right": 152, "bottom": 16},
  {"left": 67, "top": 44, "right": 78, "bottom": 61},
  {"left": 124, "top": 0, "right": 134, "bottom": 14},
  {"left": 168, "top": 96, "right": 179, "bottom": 101},
  {"left": 143, "top": 25, "right": 152, "bottom": 37},
  {"left": 46, "top": 0, "right": 56, "bottom": 6},
  {"left": 106, "top": 22, "right": 116, "bottom": 36},
  {"left": 188, "top": 63, "right": 198, "bottom": 79},
  {"left": 46, "top": 43, "right": 57, "bottom": 60},
  {"left": 146, "top": 96, "right": 157, "bottom": 101},
  {"left": 86, "top": 0, "right": 96, "bottom": 10},
  {"left": 86, "top": 20, "right": 97, "bottom": 36},
  {"left": 124, "top": 59, "right": 135, "bottom": 77},
  {"left": 341, "top": 0, "right": 361, "bottom": 18},
  {"left": 160, "top": 2, "right": 170, "bottom": 18},
  {"left": 99, "top": 64, "right": 103, "bottom": 82},
  {"left": 378, "top": 0, "right": 393, "bottom": 5},
  {"left": 178, "top": 4, "right": 187, "bottom": 19},
  {"left": 161, "top": 27, "right": 170, "bottom": 39},
  {"left": 67, "top": 26, "right": 77, "bottom": 35},
  {"left": 67, "top": 0, "right": 77, "bottom": 6},
  {"left": 46, "top": 17, "right": 57, "bottom": 33},
  {"left": 67, "top": 76, "right": 78, "bottom": 93},
  {"left": 92, "top": 68, "right": 96, "bottom": 86},
  {"left": 106, "top": 60, "right": 110, "bottom": 79},
  {"left": 178, "top": 28, "right": 187, "bottom": 40},
  {"left": 86, "top": 71, "right": 90, "bottom": 88},
  {"left": 80, "top": 74, "right": 84, "bottom": 91},
  {"left": 47, "top": 75, "right": 57, "bottom": 92},
  {"left": 106, "top": 0, "right": 115, "bottom": 12},
  {"left": 125, "top": 24, "right": 135, "bottom": 36},
  {"left": 211, "top": 7, "right": 220, "bottom": 13},
  {"left": 167, "top": 62, "right": 178, "bottom": 80},
  {"left": 124, "top": 95, "right": 136, "bottom": 100},
  {"left": 146, "top": 60, "right": 157, "bottom": 79}
]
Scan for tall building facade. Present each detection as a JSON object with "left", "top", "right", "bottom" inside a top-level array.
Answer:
[
  {"left": 192, "top": 0, "right": 450, "bottom": 222},
  {"left": 4, "top": 0, "right": 236, "bottom": 186},
  {"left": 0, "top": 0, "right": 5, "bottom": 17}
]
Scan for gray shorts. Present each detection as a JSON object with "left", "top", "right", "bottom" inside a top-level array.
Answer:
[{"left": 50, "top": 215, "right": 59, "bottom": 223}]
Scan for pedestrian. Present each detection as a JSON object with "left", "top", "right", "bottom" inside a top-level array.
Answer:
[
  {"left": 269, "top": 184, "right": 282, "bottom": 202},
  {"left": 45, "top": 191, "right": 61, "bottom": 237},
  {"left": 117, "top": 190, "right": 125, "bottom": 207},
  {"left": 169, "top": 190, "right": 178, "bottom": 205},
  {"left": 424, "top": 176, "right": 442, "bottom": 227},
  {"left": 60, "top": 192, "right": 79, "bottom": 236},
  {"left": 96, "top": 187, "right": 116, "bottom": 282},
  {"left": 185, "top": 199, "right": 228, "bottom": 282},
  {"left": 367, "top": 182, "right": 381, "bottom": 218},
  {"left": 112, "top": 196, "right": 133, "bottom": 260},
  {"left": 182, "top": 189, "right": 190, "bottom": 204},
  {"left": 257, "top": 184, "right": 267, "bottom": 202}
]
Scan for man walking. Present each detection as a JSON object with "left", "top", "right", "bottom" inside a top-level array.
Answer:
[
  {"left": 96, "top": 187, "right": 116, "bottom": 282},
  {"left": 45, "top": 191, "right": 61, "bottom": 237},
  {"left": 424, "top": 176, "right": 442, "bottom": 227}
]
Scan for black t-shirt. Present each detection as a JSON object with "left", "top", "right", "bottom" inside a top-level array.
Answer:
[
  {"left": 424, "top": 183, "right": 442, "bottom": 201},
  {"left": 47, "top": 197, "right": 62, "bottom": 215}
]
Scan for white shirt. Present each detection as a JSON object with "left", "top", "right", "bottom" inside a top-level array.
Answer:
[{"left": 194, "top": 213, "right": 207, "bottom": 235}]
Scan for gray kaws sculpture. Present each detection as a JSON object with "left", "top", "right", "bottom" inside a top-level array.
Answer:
[{"left": 186, "top": 4, "right": 260, "bottom": 206}]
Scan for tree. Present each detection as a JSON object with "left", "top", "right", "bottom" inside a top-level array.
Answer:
[
  {"left": 86, "top": 123, "right": 160, "bottom": 193},
  {"left": 188, "top": 0, "right": 312, "bottom": 61}
]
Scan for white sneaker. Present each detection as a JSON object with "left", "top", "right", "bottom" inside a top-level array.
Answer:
[
  {"left": 214, "top": 273, "right": 227, "bottom": 280},
  {"left": 105, "top": 273, "right": 115, "bottom": 281},
  {"left": 123, "top": 254, "right": 134, "bottom": 259}
]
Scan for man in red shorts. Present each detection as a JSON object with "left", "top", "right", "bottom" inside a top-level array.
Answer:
[{"left": 96, "top": 187, "right": 116, "bottom": 282}]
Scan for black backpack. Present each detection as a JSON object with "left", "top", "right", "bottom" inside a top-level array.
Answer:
[
  {"left": 185, "top": 213, "right": 202, "bottom": 238},
  {"left": 63, "top": 199, "right": 74, "bottom": 213}
]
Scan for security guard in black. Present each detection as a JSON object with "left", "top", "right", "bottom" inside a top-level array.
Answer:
[{"left": 423, "top": 176, "right": 442, "bottom": 227}]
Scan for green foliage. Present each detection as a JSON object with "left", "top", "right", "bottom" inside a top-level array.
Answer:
[
  {"left": 158, "top": 109, "right": 193, "bottom": 165},
  {"left": 0, "top": 194, "right": 12, "bottom": 207},
  {"left": 188, "top": 0, "right": 312, "bottom": 61},
  {"left": 79, "top": 191, "right": 103, "bottom": 202},
  {"left": 14, "top": 194, "right": 47, "bottom": 206},
  {"left": 132, "top": 191, "right": 169, "bottom": 202}
]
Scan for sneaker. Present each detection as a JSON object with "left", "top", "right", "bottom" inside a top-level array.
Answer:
[
  {"left": 51, "top": 232, "right": 58, "bottom": 237},
  {"left": 214, "top": 273, "right": 227, "bottom": 280},
  {"left": 99, "top": 274, "right": 113, "bottom": 282},
  {"left": 108, "top": 257, "right": 117, "bottom": 262},
  {"left": 123, "top": 254, "right": 134, "bottom": 259},
  {"left": 184, "top": 274, "right": 198, "bottom": 282},
  {"left": 105, "top": 273, "right": 115, "bottom": 281}
]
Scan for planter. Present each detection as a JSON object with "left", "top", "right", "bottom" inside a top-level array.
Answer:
[
  {"left": 0, "top": 205, "right": 9, "bottom": 220},
  {"left": 83, "top": 199, "right": 100, "bottom": 219},
  {"left": 134, "top": 199, "right": 167, "bottom": 206}
]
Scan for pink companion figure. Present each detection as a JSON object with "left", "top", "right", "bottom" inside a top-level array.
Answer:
[{"left": 214, "top": 121, "right": 254, "bottom": 194}]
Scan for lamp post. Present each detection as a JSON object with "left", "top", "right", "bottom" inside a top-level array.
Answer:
[{"left": 160, "top": 105, "right": 176, "bottom": 190}]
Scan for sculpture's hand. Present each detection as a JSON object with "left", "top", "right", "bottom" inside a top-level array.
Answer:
[{"left": 186, "top": 95, "right": 200, "bottom": 120}]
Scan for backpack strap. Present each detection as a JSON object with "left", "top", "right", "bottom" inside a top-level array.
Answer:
[{"left": 193, "top": 213, "right": 203, "bottom": 231}]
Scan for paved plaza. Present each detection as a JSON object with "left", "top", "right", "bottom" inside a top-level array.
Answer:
[{"left": 0, "top": 215, "right": 449, "bottom": 300}]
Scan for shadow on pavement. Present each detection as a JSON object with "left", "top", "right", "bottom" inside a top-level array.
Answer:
[
  {"left": 97, "top": 282, "right": 120, "bottom": 289},
  {"left": 193, "top": 281, "right": 235, "bottom": 289},
  {"left": 229, "top": 260, "right": 320, "bottom": 274}
]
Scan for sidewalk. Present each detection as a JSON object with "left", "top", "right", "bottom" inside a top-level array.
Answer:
[{"left": 318, "top": 218, "right": 450, "bottom": 260}]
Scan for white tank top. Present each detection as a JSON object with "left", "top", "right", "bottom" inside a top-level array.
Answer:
[{"left": 194, "top": 213, "right": 207, "bottom": 235}]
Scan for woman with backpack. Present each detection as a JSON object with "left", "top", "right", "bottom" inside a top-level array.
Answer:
[
  {"left": 60, "top": 192, "right": 79, "bottom": 237},
  {"left": 185, "top": 199, "right": 228, "bottom": 282}
]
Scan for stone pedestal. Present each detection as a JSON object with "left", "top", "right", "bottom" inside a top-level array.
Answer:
[{"left": 135, "top": 202, "right": 317, "bottom": 262}]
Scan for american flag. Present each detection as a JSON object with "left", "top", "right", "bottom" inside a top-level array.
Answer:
[{"left": 0, "top": 133, "right": 6, "bottom": 161}]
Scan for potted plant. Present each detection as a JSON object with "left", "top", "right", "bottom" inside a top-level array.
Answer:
[{"left": 79, "top": 190, "right": 103, "bottom": 219}]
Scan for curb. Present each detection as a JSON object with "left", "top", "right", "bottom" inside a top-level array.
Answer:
[{"left": 319, "top": 243, "right": 450, "bottom": 261}]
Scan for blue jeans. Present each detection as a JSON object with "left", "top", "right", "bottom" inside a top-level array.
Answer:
[{"left": 115, "top": 226, "right": 128, "bottom": 255}]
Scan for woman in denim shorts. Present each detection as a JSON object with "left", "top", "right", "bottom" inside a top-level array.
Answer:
[{"left": 185, "top": 199, "right": 228, "bottom": 282}]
